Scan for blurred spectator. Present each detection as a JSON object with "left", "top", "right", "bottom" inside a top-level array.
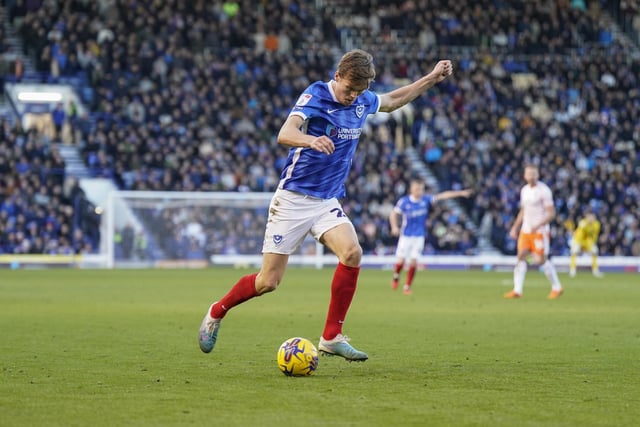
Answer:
[{"left": 50, "top": 102, "right": 65, "bottom": 139}]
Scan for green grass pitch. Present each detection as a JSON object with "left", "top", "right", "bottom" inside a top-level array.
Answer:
[{"left": 1, "top": 268, "right": 638, "bottom": 426}]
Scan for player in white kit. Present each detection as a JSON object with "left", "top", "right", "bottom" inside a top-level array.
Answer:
[
  {"left": 199, "top": 50, "right": 454, "bottom": 361},
  {"left": 504, "top": 164, "right": 564, "bottom": 299}
]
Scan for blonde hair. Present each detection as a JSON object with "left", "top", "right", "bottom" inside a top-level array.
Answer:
[{"left": 336, "top": 49, "right": 376, "bottom": 83}]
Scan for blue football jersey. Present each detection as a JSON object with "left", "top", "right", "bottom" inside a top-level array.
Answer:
[
  {"left": 278, "top": 81, "right": 380, "bottom": 199},
  {"left": 394, "top": 195, "right": 435, "bottom": 237}
]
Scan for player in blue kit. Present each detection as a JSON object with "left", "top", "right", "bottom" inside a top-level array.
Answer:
[
  {"left": 199, "top": 50, "right": 453, "bottom": 362},
  {"left": 389, "top": 178, "right": 472, "bottom": 294}
]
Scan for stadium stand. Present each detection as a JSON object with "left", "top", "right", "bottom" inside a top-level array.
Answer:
[{"left": 1, "top": 0, "right": 638, "bottom": 258}]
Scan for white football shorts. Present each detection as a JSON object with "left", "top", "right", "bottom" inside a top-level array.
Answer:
[
  {"left": 262, "top": 189, "right": 353, "bottom": 254},
  {"left": 395, "top": 235, "right": 425, "bottom": 260}
]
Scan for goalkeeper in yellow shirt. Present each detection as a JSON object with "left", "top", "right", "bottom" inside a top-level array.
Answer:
[{"left": 569, "top": 212, "right": 603, "bottom": 278}]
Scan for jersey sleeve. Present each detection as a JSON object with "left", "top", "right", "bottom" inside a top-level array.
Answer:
[
  {"left": 364, "top": 91, "right": 381, "bottom": 115},
  {"left": 289, "top": 91, "right": 318, "bottom": 120},
  {"left": 423, "top": 194, "right": 434, "bottom": 209}
]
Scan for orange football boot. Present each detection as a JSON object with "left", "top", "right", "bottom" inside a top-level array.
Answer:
[
  {"left": 547, "top": 289, "right": 564, "bottom": 300},
  {"left": 503, "top": 290, "right": 522, "bottom": 299}
]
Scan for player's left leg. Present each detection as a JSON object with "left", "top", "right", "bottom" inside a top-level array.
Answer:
[
  {"left": 531, "top": 233, "right": 563, "bottom": 299},
  {"left": 539, "top": 255, "right": 563, "bottom": 299},
  {"left": 404, "top": 259, "right": 417, "bottom": 295},
  {"left": 316, "top": 221, "right": 367, "bottom": 361}
]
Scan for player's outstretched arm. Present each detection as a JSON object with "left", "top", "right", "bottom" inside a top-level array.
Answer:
[
  {"left": 378, "top": 60, "right": 453, "bottom": 113},
  {"left": 433, "top": 189, "right": 473, "bottom": 202}
]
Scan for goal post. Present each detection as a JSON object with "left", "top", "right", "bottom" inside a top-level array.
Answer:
[{"left": 103, "top": 190, "right": 326, "bottom": 269}]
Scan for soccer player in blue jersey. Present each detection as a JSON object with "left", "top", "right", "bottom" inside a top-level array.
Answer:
[
  {"left": 199, "top": 50, "right": 453, "bottom": 362},
  {"left": 389, "top": 178, "right": 472, "bottom": 295}
]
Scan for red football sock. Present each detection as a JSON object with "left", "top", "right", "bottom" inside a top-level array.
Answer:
[
  {"left": 394, "top": 262, "right": 404, "bottom": 275},
  {"left": 406, "top": 265, "right": 416, "bottom": 286},
  {"left": 322, "top": 263, "right": 360, "bottom": 341},
  {"left": 210, "top": 273, "right": 259, "bottom": 319}
]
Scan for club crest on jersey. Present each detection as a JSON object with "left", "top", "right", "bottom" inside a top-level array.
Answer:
[
  {"left": 273, "top": 235, "right": 283, "bottom": 245},
  {"left": 295, "top": 93, "right": 312, "bottom": 106},
  {"left": 355, "top": 104, "right": 365, "bottom": 118}
]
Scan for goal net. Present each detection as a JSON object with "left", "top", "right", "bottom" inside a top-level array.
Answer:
[{"left": 102, "top": 191, "right": 324, "bottom": 268}]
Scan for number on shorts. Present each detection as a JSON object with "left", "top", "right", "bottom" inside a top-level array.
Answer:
[
  {"left": 330, "top": 208, "right": 344, "bottom": 218},
  {"left": 534, "top": 238, "right": 544, "bottom": 250}
]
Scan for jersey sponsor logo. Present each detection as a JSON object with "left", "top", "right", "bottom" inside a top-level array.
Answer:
[
  {"left": 355, "top": 104, "right": 365, "bottom": 118},
  {"left": 295, "top": 93, "right": 312, "bottom": 106},
  {"left": 273, "top": 234, "right": 283, "bottom": 245},
  {"left": 325, "top": 124, "right": 362, "bottom": 140},
  {"left": 406, "top": 208, "right": 428, "bottom": 218}
]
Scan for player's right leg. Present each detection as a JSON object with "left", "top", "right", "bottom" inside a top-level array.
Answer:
[
  {"left": 569, "top": 239, "right": 580, "bottom": 277},
  {"left": 392, "top": 257, "right": 404, "bottom": 290},
  {"left": 199, "top": 189, "right": 308, "bottom": 354},
  {"left": 505, "top": 235, "right": 530, "bottom": 298},
  {"left": 505, "top": 256, "right": 527, "bottom": 298},
  {"left": 199, "top": 255, "right": 290, "bottom": 353},
  {"left": 569, "top": 253, "right": 578, "bottom": 277},
  {"left": 392, "top": 237, "right": 408, "bottom": 290}
]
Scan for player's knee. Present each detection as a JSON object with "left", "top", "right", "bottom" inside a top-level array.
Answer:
[
  {"left": 255, "top": 272, "right": 281, "bottom": 294},
  {"left": 341, "top": 243, "right": 362, "bottom": 267},
  {"left": 532, "top": 255, "right": 545, "bottom": 266}
]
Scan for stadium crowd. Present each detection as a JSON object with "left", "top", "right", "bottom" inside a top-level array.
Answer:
[
  {"left": 0, "top": 118, "right": 100, "bottom": 254},
  {"left": 1, "top": 0, "right": 638, "bottom": 258}
]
